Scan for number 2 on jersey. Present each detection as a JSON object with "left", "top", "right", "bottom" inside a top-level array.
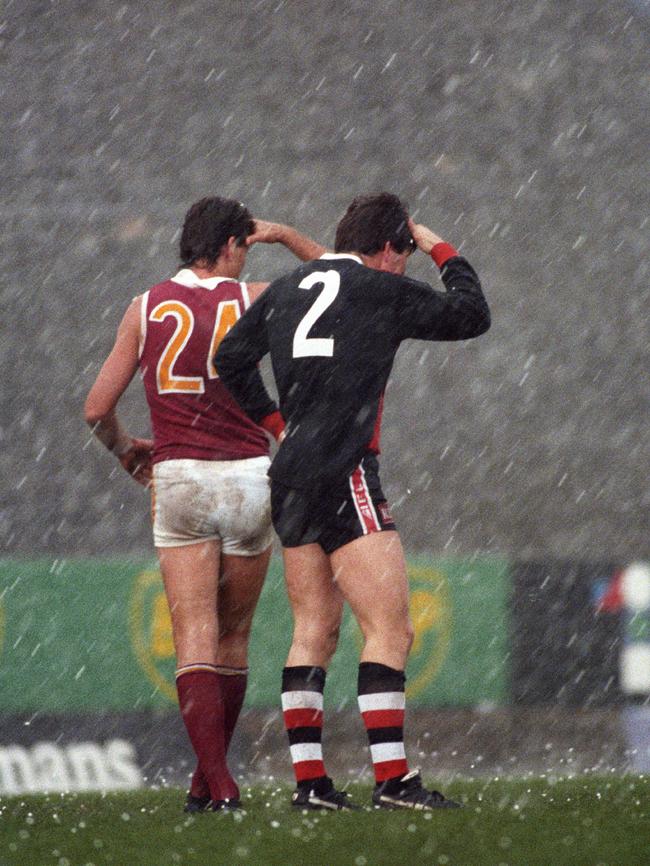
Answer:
[
  {"left": 149, "top": 299, "right": 241, "bottom": 394},
  {"left": 293, "top": 270, "right": 340, "bottom": 358}
]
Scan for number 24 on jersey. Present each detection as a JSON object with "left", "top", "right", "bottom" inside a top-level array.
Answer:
[{"left": 149, "top": 299, "right": 240, "bottom": 395}]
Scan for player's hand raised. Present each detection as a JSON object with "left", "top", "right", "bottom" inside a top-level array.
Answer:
[
  {"left": 408, "top": 219, "right": 444, "bottom": 254},
  {"left": 118, "top": 437, "right": 154, "bottom": 487},
  {"left": 245, "top": 220, "right": 285, "bottom": 246},
  {"left": 246, "top": 221, "right": 326, "bottom": 262}
]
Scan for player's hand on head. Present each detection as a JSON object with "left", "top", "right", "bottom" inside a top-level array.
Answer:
[
  {"left": 408, "top": 219, "right": 444, "bottom": 254},
  {"left": 118, "top": 437, "right": 154, "bottom": 487},
  {"left": 246, "top": 220, "right": 284, "bottom": 247}
]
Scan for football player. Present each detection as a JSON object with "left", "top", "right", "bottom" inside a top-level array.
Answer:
[
  {"left": 85, "top": 197, "right": 324, "bottom": 811},
  {"left": 215, "top": 192, "right": 490, "bottom": 810}
]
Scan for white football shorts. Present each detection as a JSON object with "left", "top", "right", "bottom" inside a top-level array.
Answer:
[{"left": 151, "top": 456, "right": 272, "bottom": 554}]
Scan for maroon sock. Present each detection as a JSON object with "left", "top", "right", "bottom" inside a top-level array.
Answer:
[
  {"left": 189, "top": 766, "right": 211, "bottom": 801},
  {"left": 219, "top": 668, "right": 248, "bottom": 748},
  {"left": 176, "top": 664, "right": 239, "bottom": 802},
  {"left": 189, "top": 668, "right": 248, "bottom": 799}
]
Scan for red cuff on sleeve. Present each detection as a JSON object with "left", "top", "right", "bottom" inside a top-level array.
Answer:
[
  {"left": 259, "top": 410, "right": 285, "bottom": 441},
  {"left": 430, "top": 242, "right": 459, "bottom": 268}
]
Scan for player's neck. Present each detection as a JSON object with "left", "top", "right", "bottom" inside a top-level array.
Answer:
[
  {"left": 359, "top": 248, "right": 406, "bottom": 275},
  {"left": 191, "top": 258, "right": 241, "bottom": 281}
]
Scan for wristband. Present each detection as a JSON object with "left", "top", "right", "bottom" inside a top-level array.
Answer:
[
  {"left": 259, "top": 410, "right": 285, "bottom": 441},
  {"left": 430, "top": 242, "right": 458, "bottom": 268}
]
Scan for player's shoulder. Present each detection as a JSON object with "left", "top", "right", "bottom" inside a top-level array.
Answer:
[
  {"left": 266, "top": 259, "right": 320, "bottom": 293},
  {"left": 338, "top": 261, "right": 427, "bottom": 301},
  {"left": 287, "top": 256, "right": 364, "bottom": 287},
  {"left": 141, "top": 276, "right": 181, "bottom": 309},
  {"left": 376, "top": 269, "right": 435, "bottom": 296},
  {"left": 147, "top": 274, "right": 179, "bottom": 293}
]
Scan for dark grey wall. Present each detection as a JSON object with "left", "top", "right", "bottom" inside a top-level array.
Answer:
[{"left": 2, "top": 0, "right": 648, "bottom": 558}]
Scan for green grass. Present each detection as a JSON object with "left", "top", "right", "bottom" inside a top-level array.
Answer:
[{"left": 1, "top": 776, "right": 648, "bottom": 866}]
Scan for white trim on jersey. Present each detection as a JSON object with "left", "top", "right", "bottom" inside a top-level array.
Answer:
[
  {"left": 358, "top": 692, "right": 406, "bottom": 713},
  {"left": 138, "top": 291, "right": 149, "bottom": 359},
  {"left": 369, "top": 742, "right": 407, "bottom": 764},
  {"left": 320, "top": 253, "right": 363, "bottom": 264},
  {"left": 281, "top": 690, "right": 324, "bottom": 711},
  {"left": 289, "top": 743, "right": 323, "bottom": 763},
  {"left": 240, "top": 281, "right": 251, "bottom": 309},
  {"left": 170, "top": 269, "right": 239, "bottom": 291}
]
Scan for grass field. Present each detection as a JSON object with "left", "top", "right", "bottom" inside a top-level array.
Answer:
[{"left": 1, "top": 776, "right": 648, "bottom": 866}]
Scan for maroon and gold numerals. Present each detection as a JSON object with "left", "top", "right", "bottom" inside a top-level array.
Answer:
[{"left": 149, "top": 298, "right": 241, "bottom": 394}]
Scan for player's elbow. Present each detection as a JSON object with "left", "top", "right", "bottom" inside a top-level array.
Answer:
[
  {"left": 83, "top": 405, "right": 102, "bottom": 428},
  {"left": 473, "top": 306, "right": 491, "bottom": 336},
  {"left": 460, "top": 304, "right": 491, "bottom": 339},
  {"left": 84, "top": 394, "right": 109, "bottom": 427}
]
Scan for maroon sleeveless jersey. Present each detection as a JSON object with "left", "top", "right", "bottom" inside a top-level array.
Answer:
[{"left": 139, "top": 270, "right": 270, "bottom": 464}]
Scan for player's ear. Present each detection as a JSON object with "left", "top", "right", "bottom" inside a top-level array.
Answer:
[
  {"left": 226, "top": 235, "right": 238, "bottom": 257},
  {"left": 380, "top": 241, "right": 393, "bottom": 267}
]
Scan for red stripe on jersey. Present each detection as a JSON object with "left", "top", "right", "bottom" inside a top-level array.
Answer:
[
  {"left": 367, "top": 392, "right": 384, "bottom": 453},
  {"left": 293, "top": 759, "right": 327, "bottom": 783},
  {"left": 374, "top": 758, "right": 409, "bottom": 782},
  {"left": 283, "top": 708, "right": 324, "bottom": 729},
  {"left": 350, "top": 465, "right": 381, "bottom": 534},
  {"left": 361, "top": 709, "right": 405, "bottom": 729}
]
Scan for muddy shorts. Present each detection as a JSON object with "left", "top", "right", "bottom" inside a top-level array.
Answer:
[{"left": 152, "top": 456, "right": 272, "bottom": 554}]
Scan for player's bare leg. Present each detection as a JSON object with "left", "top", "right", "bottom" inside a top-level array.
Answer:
[
  {"left": 217, "top": 546, "right": 272, "bottom": 669},
  {"left": 158, "top": 540, "right": 239, "bottom": 807},
  {"left": 281, "top": 544, "right": 355, "bottom": 809},
  {"left": 330, "top": 530, "right": 413, "bottom": 670},
  {"left": 330, "top": 531, "right": 417, "bottom": 796},
  {"left": 330, "top": 530, "right": 458, "bottom": 808},
  {"left": 159, "top": 541, "right": 220, "bottom": 665},
  {"left": 215, "top": 546, "right": 272, "bottom": 750},
  {"left": 284, "top": 543, "right": 343, "bottom": 669}
]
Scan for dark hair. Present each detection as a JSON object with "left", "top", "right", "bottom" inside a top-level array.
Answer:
[
  {"left": 179, "top": 197, "right": 254, "bottom": 267},
  {"left": 334, "top": 192, "right": 414, "bottom": 255}
]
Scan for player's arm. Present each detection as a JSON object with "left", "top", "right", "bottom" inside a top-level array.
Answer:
[
  {"left": 244, "top": 220, "right": 328, "bottom": 303},
  {"left": 247, "top": 219, "right": 327, "bottom": 262},
  {"left": 397, "top": 221, "right": 491, "bottom": 341},
  {"left": 214, "top": 294, "right": 284, "bottom": 440},
  {"left": 84, "top": 297, "right": 154, "bottom": 486}
]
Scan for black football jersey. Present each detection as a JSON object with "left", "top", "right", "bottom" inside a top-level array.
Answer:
[{"left": 215, "top": 253, "right": 490, "bottom": 489}]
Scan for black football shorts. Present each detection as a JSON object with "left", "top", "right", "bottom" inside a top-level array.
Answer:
[{"left": 271, "top": 454, "right": 396, "bottom": 554}]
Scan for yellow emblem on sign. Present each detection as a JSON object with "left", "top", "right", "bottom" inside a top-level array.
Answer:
[
  {"left": 405, "top": 565, "right": 452, "bottom": 699},
  {"left": 129, "top": 569, "right": 177, "bottom": 703}
]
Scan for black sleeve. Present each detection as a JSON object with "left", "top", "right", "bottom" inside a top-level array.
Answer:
[
  {"left": 396, "top": 256, "right": 491, "bottom": 341},
  {"left": 214, "top": 294, "right": 278, "bottom": 423}
]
